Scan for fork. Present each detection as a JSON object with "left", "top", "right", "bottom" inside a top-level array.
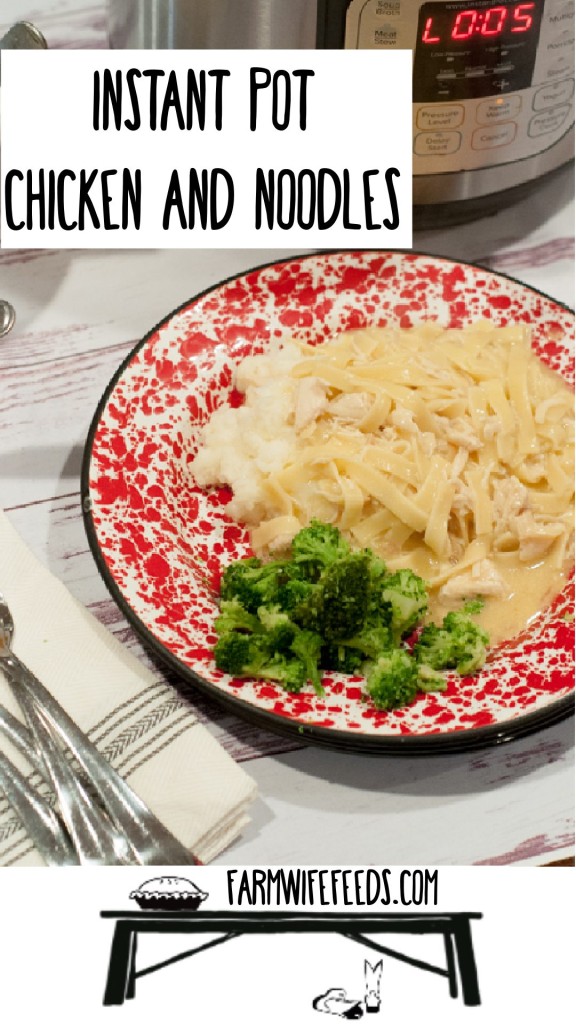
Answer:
[{"left": 0, "top": 591, "right": 198, "bottom": 865}]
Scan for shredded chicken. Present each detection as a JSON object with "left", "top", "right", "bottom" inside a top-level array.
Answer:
[
  {"left": 483, "top": 416, "right": 501, "bottom": 441},
  {"left": 293, "top": 377, "right": 327, "bottom": 431},
  {"left": 452, "top": 480, "right": 475, "bottom": 515},
  {"left": 493, "top": 476, "right": 528, "bottom": 528},
  {"left": 439, "top": 558, "right": 508, "bottom": 600},
  {"left": 389, "top": 406, "right": 418, "bottom": 434},
  {"left": 450, "top": 448, "right": 468, "bottom": 481},
  {"left": 327, "top": 391, "right": 371, "bottom": 423},
  {"left": 439, "top": 415, "right": 482, "bottom": 451},
  {"left": 515, "top": 454, "right": 547, "bottom": 484},
  {"left": 515, "top": 512, "right": 565, "bottom": 563}
]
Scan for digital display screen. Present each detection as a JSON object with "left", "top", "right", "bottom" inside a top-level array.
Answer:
[
  {"left": 421, "top": 3, "right": 537, "bottom": 44},
  {"left": 414, "top": 0, "right": 544, "bottom": 102}
]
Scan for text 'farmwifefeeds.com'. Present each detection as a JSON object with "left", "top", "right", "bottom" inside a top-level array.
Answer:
[{"left": 227, "top": 869, "right": 439, "bottom": 907}]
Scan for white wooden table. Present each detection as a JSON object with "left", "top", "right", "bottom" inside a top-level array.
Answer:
[{"left": 0, "top": 0, "right": 574, "bottom": 866}]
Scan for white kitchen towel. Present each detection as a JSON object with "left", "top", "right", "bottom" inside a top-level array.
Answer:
[{"left": 0, "top": 509, "right": 257, "bottom": 866}]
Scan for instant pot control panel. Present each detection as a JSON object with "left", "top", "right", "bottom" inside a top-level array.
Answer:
[{"left": 344, "top": 0, "right": 575, "bottom": 174}]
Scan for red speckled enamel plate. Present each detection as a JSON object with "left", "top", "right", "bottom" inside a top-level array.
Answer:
[{"left": 82, "top": 251, "right": 575, "bottom": 753}]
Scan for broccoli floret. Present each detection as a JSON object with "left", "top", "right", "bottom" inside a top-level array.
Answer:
[
  {"left": 275, "top": 577, "right": 316, "bottom": 613},
  {"left": 293, "top": 552, "right": 371, "bottom": 639},
  {"left": 290, "top": 629, "right": 324, "bottom": 695},
  {"left": 214, "top": 627, "right": 311, "bottom": 692},
  {"left": 365, "top": 649, "right": 419, "bottom": 710},
  {"left": 219, "top": 556, "right": 287, "bottom": 612},
  {"left": 367, "top": 552, "right": 389, "bottom": 586},
  {"left": 256, "top": 606, "right": 298, "bottom": 651},
  {"left": 339, "top": 622, "right": 393, "bottom": 662},
  {"left": 366, "top": 576, "right": 394, "bottom": 629},
  {"left": 320, "top": 620, "right": 392, "bottom": 674},
  {"left": 320, "top": 643, "right": 365, "bottom": 674},
  {"left": 414, "top": 611, "right": 489, "bottom": 676},
  {"left": 214, "top": 632, "right": 266, "bottom": 676},
  {"left": 214, "top": 598, "right": 262, "bottom": 636},
  {"left": 258, "top": 654, "right": 309, "bottom": 692},
  {"left": 416, "top": 662, "right": 448, "bottom": 693},
  {"left": 215, "top": 599, "right": 324, "bottom": 694},
  {"left": 462, "top": 597, "right": 485, "bottom": 615},
  {"left": 291, "top": 519, "right": 351, "bottom": 581},
  {"left": 378, "top": 568, "right": 428, "bottom": 639},
  {"left": 443, "top": 611, "right": 489, "bottom": 674},
  {"left": 212, "top": 522, "right": 442, "bottom": 708},
  {"left": 413, "top": 622, "right": 452, "bottom": 670}
]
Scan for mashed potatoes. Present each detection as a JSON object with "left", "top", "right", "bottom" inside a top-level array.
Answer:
[{"left": 193, "top": 340, "right": 304, "bottom": 532}]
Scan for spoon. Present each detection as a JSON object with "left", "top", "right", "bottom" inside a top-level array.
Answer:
[{"left": 0, "top": 301, "right": 16, "bottom": 338}]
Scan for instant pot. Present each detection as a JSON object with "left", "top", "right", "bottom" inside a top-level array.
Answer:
[{"left": 109, "top": 0, "right": 575, "bottom": 227}]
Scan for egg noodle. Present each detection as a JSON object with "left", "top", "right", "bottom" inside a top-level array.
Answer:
[{"left": 192, "top": 322, "right": 574, "bottom": 637}]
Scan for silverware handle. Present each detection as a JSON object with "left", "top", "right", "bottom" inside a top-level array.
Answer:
[
  {"left": 0, "top": 752, "right": 80, "bottom": 866},
  {"left": 0, "top": 704, "right": 136, "bottom": 863},
  {"left": 0, "top": 704, "right": 45, "bottom": 775},
  {"left": 1, "top": 651, "right": 197, "bottom": 865},
  {"left": 14, "top": 684, "right": 137, "bottom": 865}
]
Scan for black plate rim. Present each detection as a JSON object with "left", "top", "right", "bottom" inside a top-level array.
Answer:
[{"left": 81, "top": 248, "right": 575, "bottom": 756}]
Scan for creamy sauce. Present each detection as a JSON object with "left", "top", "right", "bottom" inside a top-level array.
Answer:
[
  {"left": 373, "top": 541, "right": 572, "bottom": 645},
  {"left": 434, "top": 558, "right": 570, "bottom": 645}
]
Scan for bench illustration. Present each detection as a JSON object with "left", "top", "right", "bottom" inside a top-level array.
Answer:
[{"left": 100, "top": 910, "right": 482, "bottom": 1010}]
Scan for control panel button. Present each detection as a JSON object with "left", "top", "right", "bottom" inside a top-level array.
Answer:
[
  {"left": 373, "top": 26, "right": 398, "bottom": 46},
  {"left": 547, "top": 56, "right": 574, "bottom": 78},
  {"left": 540, "top": 3, "right": 573, "bottom": 78},
  {"left": 529, "top": 104, "right": 572, "bottom": 136},
  {"left": 546, "top": 27, "right": 575, "bottom": 57},
  {"left": 476, "top": 95, "right": 522, "bottom": 124},
  {"left": 374, "top": 0, "right": 401, "bottom": 13},
  {"left": 416, "top": 105, "right": 464, "bottom": 130},
  {"left": 545, "top": 1, "right": 575, "bottom": 29},
  {"left": 472, "top": 122, "right": 517, "bottom": 150},
  {"left": 533, "top": 78, "right": 574, "bottom": 109},
  {"left": 414, "top": 130, "right": 462, "bottom": 156}
]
